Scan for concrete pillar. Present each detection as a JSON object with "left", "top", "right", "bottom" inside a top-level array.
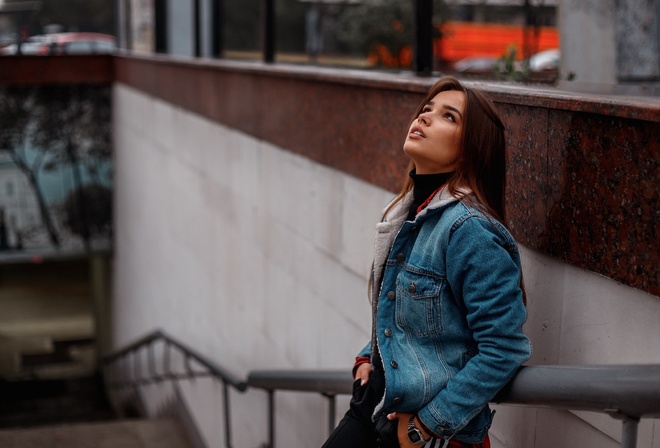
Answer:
[
  {"left": 558, "top": 0, "right": 617, "bottom": 92},
  {"left": 615, "top": 0, "right": 660, "bottom": 83},
  {"left": 559, "top": 0, "right": 660, "bottom": 94}
]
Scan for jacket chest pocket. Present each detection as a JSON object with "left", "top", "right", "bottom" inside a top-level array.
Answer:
[{"left": 395, "top": 270, "right": 443, "bottom": 337}]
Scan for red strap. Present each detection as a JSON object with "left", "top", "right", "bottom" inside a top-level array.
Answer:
[{"left": 416, "top": 184, "right": 447, "bottom": 215}]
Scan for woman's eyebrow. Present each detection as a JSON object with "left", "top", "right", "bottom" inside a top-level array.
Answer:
[
  {"left": 442, "top": 104, "right": 463, "bottom": 120},
  {"left": 426, "top": 100, "right": 464, "bottom": 120}
]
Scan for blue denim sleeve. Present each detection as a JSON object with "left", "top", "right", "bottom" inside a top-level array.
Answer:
[
  {"left": 357, "top": 340, "right": 372, "bottom": 359},
  {"left": 416, "top": 214, "right": 532, "bottom": 437}
]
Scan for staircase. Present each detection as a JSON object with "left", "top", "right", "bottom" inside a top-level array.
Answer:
[
  {"left": 0, "top": 418, "right": 195, "bottom": 448},
  {"left": 0, "top": 260, "right": 195, "bottom": 447},
  {"left": 0, "top": 373, "right": 115, "bottom": 428},
  {"left": 0, "top": 373, "right": 196, "bottom": 447}
]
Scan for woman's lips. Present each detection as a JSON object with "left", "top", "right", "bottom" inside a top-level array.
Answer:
[{"left": 409, "top": 125, "right": 425, "bottom": 138}]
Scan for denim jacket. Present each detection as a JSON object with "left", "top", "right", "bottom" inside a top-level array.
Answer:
[{"left": 358, "top": 187, "right": 531, "bottom": 443}]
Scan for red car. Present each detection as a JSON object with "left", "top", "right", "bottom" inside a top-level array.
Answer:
[{"left": 0, "top": 32, "right": 116, "bottom": 56}]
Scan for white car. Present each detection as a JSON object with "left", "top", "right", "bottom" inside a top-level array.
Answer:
[
  {"left": 529, "top": 49, "right": 559, "bottom": 71},
  {"left": 0, "top": 41, "right": 45, "bottom": 55}
]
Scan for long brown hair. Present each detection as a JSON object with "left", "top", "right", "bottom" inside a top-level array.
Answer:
[
  {"left": 383, "top": 76, "right": 526, "bottom": 304},
  {"left": 386, "top": 76, "right": 508, "bottom": 225}
]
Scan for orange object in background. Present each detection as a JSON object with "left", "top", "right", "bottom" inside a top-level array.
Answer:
[
  {"left": 369, "top": 21, "right": 559, "bottom": 68},
  {"left": 437, "top": 21, "right": 559, "bottom": 63},
  {"left": 368, "top": 44, "right": 412, "bottom": 68}
]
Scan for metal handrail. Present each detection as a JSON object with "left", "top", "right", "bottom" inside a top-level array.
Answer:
[
  {"left": 103, "top": 329, "right": 247, "bottom": 448},
  {"left": 247, "top": 365, "right": 660, "bottom": 448},
  {"left": 248, "top": 369, "right": 354, "bottom": 444},
  {"left": 104, "top": 330, "right": 660, "bottom": 448},
  {"left": 494, "top": 364, "right": 660, "bottom": 419},
  {"left": 104, "top": 329, "right": 247, "bottom": 391}
]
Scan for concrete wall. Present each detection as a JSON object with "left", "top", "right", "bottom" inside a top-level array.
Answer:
[
  {"left": 112, "top": 83, "right": 387, "bottom": 447},
  {"left": 112, "top": 83, "right": 660, "bottom": 448}
]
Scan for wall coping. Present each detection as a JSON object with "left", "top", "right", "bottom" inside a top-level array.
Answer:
[
  {"left": 1, "top": 53, "right": 657, "bottom": 122},
  {"left": 117, "top": 52, "right": 660, "bottom": 123}
]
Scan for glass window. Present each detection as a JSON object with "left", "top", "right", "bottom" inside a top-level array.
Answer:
[
  {"left": 63, "top": 41, "right": 95, "bottom": 54},
  {"left": 130, "top": 0, "right": 155, "bottom": 52},
  {"left": 94, "top": 41, "right": 116, "bottom": 53},
  {"left": 224, "top": 0, "right": 261, "bottom": 60},
  {"left": 330, "top": 0, "right": 417, "bottom": 71}
]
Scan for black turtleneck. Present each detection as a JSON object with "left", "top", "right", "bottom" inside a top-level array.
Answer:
[{"left": 407, "top": 170, "right": 454, "bottom": 220}]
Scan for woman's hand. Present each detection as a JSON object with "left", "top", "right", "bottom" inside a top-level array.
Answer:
[
  {"left": 387, "top": 412, "right": 431, "bottom": 448},
  {"left": 355, "top": 362, "right": 372, "bottom": 385}
]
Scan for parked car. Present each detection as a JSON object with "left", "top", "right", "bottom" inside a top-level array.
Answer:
[
  {"left": 0, "top": 32, "right": 116, "bottom": 56},
  {"left": 452, "top": 56, "right": 500, "bottom": 74},
  {"left": 529, "top": 48, "right": 559, "bottom": 71},
  {"left": 0, "top": 41, "right": 46, "bottom": 55},
  {"left": 452, "top": 55, "right": 518, "bottom": 75}
]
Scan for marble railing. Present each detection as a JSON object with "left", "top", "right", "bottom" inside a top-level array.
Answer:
[{"left": 2, "top": 54, "right": 657, "bottom": 296}]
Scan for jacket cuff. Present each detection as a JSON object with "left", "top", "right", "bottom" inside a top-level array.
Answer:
[
  {"left": 352, "top": 356, "right": 371, "bottom": 379},
  {"left": 416, "top": 409, "right": 455, "bottom": 440},
  {"left": 415, "top": 415, "right": 443, "bottom": 440}
]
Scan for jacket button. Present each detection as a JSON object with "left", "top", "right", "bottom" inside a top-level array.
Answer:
[
  {"left": 387, "top": 291, "right": 395, "bottom": 301},
  {"left": 384, "top": 329, "right": 392, "bottom": 337},
  {"left": 390, "top": 360, "right": 398, "bottom": 368},
  {"left": 393, "top": 397, "right": 402, "bottom": 404},
  {"left": 408, "top": 282, "right": 416, "bottom": 293},
  {"left": 396, "top": 253, "right": 405, "bottom": 263}
]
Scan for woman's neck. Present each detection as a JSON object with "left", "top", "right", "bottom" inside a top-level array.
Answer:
[{"left": 407, "top": 170, "right": 453, "bottom": 219}]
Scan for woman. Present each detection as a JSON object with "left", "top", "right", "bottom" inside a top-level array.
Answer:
[{"left": 322, "top": 76, "right": 531, "bottom": 448}]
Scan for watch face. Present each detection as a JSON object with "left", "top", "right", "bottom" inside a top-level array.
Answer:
[{"left": 408, "top": 430, "right": 423, "bottom": 443}]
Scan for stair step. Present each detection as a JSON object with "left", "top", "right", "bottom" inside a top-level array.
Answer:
[
  {"left": 0, "top": 374, "right": 115, "bottom": 428},
  {"left": 0, "top": 418, "right": 195, "bottom": 448}
]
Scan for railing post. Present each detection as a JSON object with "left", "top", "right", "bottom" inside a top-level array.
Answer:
[
  {"left": 193, "top": 0, "right": 201, "bottom": 57},
  {"left": 164, "top": 340, "right": 172, "bottom": 378},
  {"left": 184, "top": 354, "right": 195, "bottom": 382},
  {"left": 211, "top": 0, "right": 224, "bottom": 58},
  {"left": 326, "top": 394, "right": 337, "bottom": 437},
  {"left": 114, "top": 0, "right": 123, "bottom": 49},
  {"left": 261, "top": 0, "right": 275, "bottom": 63},
  {"left": 154, "top": 0, "right": 168, "bottom": 53},
  {"left": 147, "top": 341, "right": 157, "bottom": 380},
  {"left": 413, "top": 0, "right": 433, "bottom": 76},
  {"left": 133, "top": 349, "right": 140, "bottom": 383},
  {"left": 267, "top": 389, "right": 275, "bottom": 448},
  {"left": 124, "top": 0, "right": 133, "bottom": 51},
  {"left": 223, "top": 381, "right": 233, "bottom": 448},
  {"left": 620, "top": 417, "right": 639, "bottom": 448}
]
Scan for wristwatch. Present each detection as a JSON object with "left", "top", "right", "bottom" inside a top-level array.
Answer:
[{"left": 407, "top": 415, "right": 429, "bottom": 446}]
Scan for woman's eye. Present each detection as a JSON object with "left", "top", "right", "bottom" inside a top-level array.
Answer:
[{"left": 444, "top": 113, "right": 456, "bottom": 122}]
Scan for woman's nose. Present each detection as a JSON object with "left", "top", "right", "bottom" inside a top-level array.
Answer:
[{"left": 418, "top": 114, "right": 429, "bottom": 125}]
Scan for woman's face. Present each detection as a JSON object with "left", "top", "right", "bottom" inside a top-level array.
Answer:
[{"left": 403, "top": 89, "right": 465, "bottom": 174}]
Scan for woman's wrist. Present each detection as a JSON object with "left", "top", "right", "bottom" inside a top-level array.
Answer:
[
  {"left": 414, "top": 414, "right": 434, "bottom": 440},
  {"left": 352, "top": 356, "right": 371, "bottom": 378}
]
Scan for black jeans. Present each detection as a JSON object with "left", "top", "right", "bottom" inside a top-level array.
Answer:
[{"left": 321, "top": 377, "right": 399, "bottom": 448}]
